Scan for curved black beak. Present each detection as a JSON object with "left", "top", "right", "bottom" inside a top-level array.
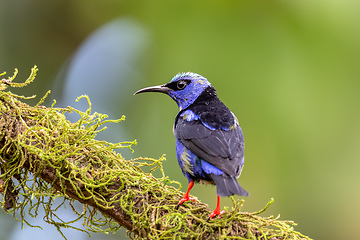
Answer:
[{"left": 133, "top": 85, "right": 170, "bottom": 95}]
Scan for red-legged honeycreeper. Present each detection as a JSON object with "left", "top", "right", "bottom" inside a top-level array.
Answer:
[{"left": 134, "top": 72, "right": 249, "bottom": 219}]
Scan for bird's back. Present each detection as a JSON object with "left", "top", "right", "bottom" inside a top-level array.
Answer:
[{"left": 174, "top": 86, "right": 245, "bottom": 177}]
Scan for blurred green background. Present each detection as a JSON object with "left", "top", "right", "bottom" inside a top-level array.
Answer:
[{"left": 1, "top": 0, "right": 360, "bottom": 239}]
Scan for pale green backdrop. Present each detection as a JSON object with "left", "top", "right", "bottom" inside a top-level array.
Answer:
[{"left": 1, "top": 1, "right": 359, "bottom": 239}]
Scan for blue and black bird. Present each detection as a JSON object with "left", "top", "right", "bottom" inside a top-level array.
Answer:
[{"left": 134, "top": 72, "right": 249, "bottom": 219}]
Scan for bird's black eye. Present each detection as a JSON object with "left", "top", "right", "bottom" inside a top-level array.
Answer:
[
  {"left": 165, "top": 79, "right": 191, "bottom": 91},
  {"left": 177, "top": 80, "right": 187, "bottom": 90}
]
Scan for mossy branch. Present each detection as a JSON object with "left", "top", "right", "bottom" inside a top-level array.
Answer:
[{"left": 0, "top": 67, "right": 311, "bottom": 239}]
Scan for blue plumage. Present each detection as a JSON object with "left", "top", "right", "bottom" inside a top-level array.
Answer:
[
  {"left": 134, "top": 72, "right": 249, "bottom": 219},
  {"left": 175, "top": 138, "right": 223, "bottom": 182}
]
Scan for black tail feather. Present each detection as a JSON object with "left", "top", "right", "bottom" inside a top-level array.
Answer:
[{"left": 211, "top": 174, "right": 249, "bottom": 197}]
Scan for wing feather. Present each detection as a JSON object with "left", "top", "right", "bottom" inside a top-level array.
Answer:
[{"left": 175, "top": 117, "right": 244, "bottom": 176}]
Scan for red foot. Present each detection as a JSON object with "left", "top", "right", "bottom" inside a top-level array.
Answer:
[
  {"left": 178, "top": 196, "right": 196, "bottom": 205},
  {"left": 178, "top": 180, "right": 195, "bottom": 206},
  {"left": 208, "top": 209, "right": 226, "bottom": 220},
  {"left": 207, "top": 195, "right": 225, "bottom": 220}
]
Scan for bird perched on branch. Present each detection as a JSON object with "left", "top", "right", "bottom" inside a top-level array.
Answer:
[{"left": 134, "top": 72, "right": 249, "bottom": 219}]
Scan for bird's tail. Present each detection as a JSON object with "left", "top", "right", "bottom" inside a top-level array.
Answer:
[{"left": 211, "top": 174, "right": 249, "bottom": 197}]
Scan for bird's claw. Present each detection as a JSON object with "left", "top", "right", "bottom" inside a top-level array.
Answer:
[
  {"left": 207, "top": 210, "right": 225, "bottom": 221},
  {"left": 177, "top": 196, "right": 196, "bottom": 206}
]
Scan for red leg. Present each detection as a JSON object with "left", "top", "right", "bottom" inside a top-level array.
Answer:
[
  {"left": 178, "top": 180, "right": 196, "bottom": 205},
  {"left": 208, "top": 195, "right": 225, "bottom": 220}
]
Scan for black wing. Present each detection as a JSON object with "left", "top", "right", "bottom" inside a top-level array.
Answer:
[{"left": 175, "top": 117, "right": 244, "bottom": 177}]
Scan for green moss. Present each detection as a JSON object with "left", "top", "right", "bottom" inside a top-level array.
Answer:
[{"left": 0, "top": 67, "right": 311, "bottom": 240}]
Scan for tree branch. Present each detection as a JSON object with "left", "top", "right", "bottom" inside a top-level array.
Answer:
[{"left": 0, "top": 67, "right": 311, "bottom": 239}]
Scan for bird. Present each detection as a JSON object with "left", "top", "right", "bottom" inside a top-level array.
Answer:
[{"left": 134, "top": 72, "right": 249, "bottom": 219}]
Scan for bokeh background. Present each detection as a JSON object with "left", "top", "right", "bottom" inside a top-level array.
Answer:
[{"left": 1, "top": 1, "right": 360, "bottom": 239}]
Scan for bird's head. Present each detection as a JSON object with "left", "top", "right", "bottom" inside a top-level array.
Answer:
[{"left": 134, "top": 72, "right": 212, "bottom": 110}]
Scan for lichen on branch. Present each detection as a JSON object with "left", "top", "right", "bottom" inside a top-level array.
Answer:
[{"left": 0, "top": 66, "right": 311, "bottom": 239}]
